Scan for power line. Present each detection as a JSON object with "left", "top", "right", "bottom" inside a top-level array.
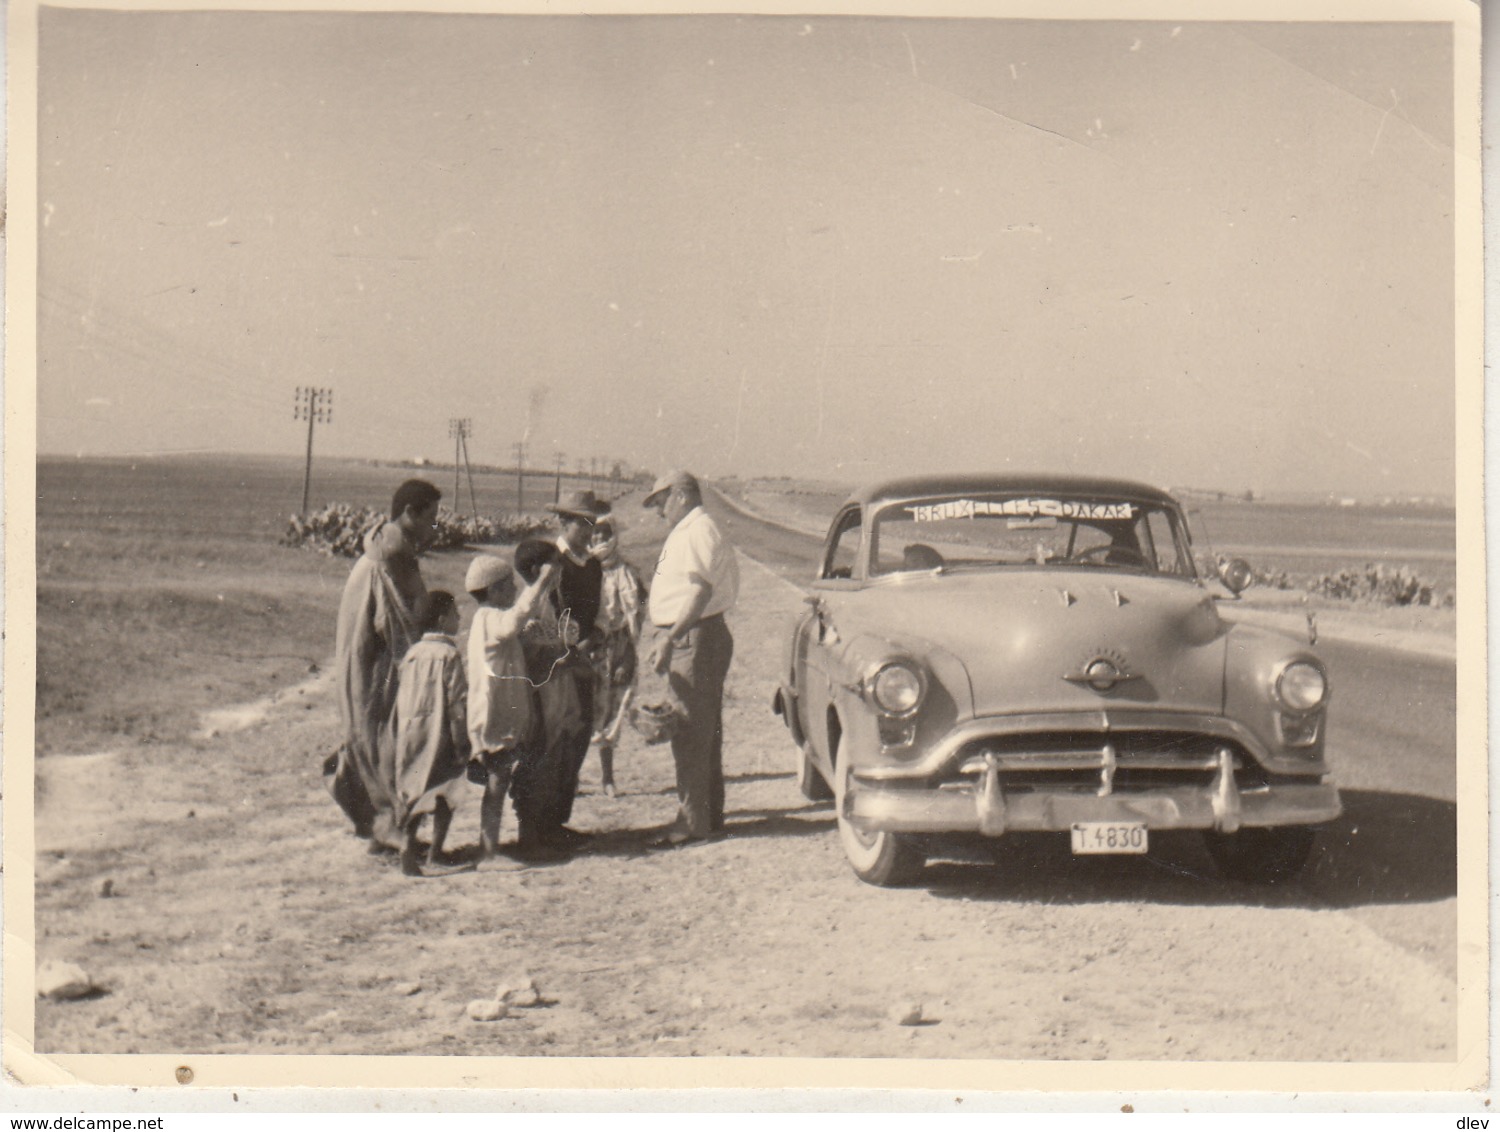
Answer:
[{"left": 40, "top": 285, "right": 285, "bottom": 415}]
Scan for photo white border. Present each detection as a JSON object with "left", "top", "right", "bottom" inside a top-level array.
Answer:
[{"left": 3, "top": 0, "right": 1486, "bottom": 1106}]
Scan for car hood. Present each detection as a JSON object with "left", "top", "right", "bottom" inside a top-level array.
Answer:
[{"left": 834, "top": 570, "right": 1231, "bottom": 717}]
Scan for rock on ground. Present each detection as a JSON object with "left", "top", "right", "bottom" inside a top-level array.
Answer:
[
  {"left": 38, "top": 960, "right": 97, "bottom": 1000},
  {"left": 496, "top": 975, "right": 541, "bottom": 1008},
  {"left": 890, "top": 1003, "right": 924, "bottom": 1026},
  {"left": 466, "top": 999, "right": 507, "bottom": 1022}
]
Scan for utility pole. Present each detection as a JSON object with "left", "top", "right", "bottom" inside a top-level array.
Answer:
[
  {"left": 589, "top": 456, "right": 598, "bottom": 493},
  {"left": 448, "top": 418, "right": 472, "bottom": 514},
  {"left": 513, "top": 441, "right": 527, "bottom": 513},
  {"left": 293, "top": 386, "right": 333, "bottom": 515},
  {"left": 554, "top": 451, "right": 566, "bottom": 504},
  {"left": 461, "top": 430, "right": 478, "bottom": 515}
]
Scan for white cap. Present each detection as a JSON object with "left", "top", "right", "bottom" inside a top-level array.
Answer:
[
  {"left": 464, "top": 554, "right": 510, "bottom": 594},
  {"left": 641, "top": 469, "right": 699, "bottom": 507}
]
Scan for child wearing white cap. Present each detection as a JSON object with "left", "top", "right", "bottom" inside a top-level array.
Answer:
[{"left": 464, "top": 550, "right": 558, "bottom": 860}]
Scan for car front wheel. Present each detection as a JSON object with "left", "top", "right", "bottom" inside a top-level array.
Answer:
[
  {"left": 1203, "top": 826, "right": 1316, "bottom": 885},
  {"left": 835, "top": 743, "right": 925, "bottom": 887}
]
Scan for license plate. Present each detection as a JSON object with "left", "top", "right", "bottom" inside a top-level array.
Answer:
[{"left": 1070, "top": 822, "right": 1148, "bottom": 854}]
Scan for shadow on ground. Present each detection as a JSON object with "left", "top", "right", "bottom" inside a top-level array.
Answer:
[
  {"left": 726, "top": 770, "right": 799, "bottom": 785},
  {"left": 488, "top": 767, "right": 1455, "bottom": 912},
  {"left": 911, "top": 788, "right": 1454, "bottom": 910}
]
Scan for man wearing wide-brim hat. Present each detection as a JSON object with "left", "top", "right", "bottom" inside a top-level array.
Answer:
[
  {"left": 641, "top": 469, "right": 740, "bottom": 847},
  {"left": 510, "top": 488, "right": 611, "bottom": 855},
  {"left": 545, "top": 487, "right": 611, "bottom": 525}
]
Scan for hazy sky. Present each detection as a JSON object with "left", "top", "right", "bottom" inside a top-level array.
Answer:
[{"left": 35, "top": 12, "right": 1457, "bottom": 495}]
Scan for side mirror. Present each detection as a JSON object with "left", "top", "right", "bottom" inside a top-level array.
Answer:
[{"left": 1216, "top": 556, "right": 1254, "bottom": 596}]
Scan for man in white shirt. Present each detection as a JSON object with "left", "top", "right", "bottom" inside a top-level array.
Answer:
[{"left": 642, "top": 469, "right": 740, "bottom": 845}]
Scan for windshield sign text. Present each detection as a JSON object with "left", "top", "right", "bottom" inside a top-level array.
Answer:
[{"left": 905, "top": 498, "right": 1136, "bottom": 523}]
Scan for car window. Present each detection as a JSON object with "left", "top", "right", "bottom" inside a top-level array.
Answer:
[
  {"left": 822, "top": 507, "right": 861, "bottom": 579},
  {"left": 1146, "top": 512, "right": 1194, "bottom": 578},
  {"left": 871, "top": 494, "right": 1196, "bottom": 578}
]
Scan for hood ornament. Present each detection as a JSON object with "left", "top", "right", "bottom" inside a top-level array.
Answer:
[{"left": 1063, "top": 649, "right": 1141, "bottom": 693}]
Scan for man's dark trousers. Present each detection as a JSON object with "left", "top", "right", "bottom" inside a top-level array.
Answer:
[{"left": 665, "top": 614, "right": 734, "bottom": 837}]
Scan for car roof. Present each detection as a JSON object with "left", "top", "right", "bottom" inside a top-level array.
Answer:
[{"left": 844, "top": 473, "right": 1181, "bottom": 510}]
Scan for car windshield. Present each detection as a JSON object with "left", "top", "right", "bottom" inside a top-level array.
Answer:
[{"left": 869, "top": 494, "right": 1197, "bottom": 578}]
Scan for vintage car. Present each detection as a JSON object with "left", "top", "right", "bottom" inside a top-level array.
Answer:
[{"left": 772, "top": 474, "right": 1338, "bottom": 887}]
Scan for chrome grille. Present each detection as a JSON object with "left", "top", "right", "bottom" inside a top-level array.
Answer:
[{"left": 952, "top": 730, "right": 1265, "bottom": 794}]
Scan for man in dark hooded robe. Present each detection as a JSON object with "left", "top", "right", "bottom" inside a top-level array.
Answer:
[{"left": 325, "top": 479, "right": 442, "bottom": 849}]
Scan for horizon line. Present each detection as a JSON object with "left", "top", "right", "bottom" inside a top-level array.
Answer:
[{"left": 34, "top": 447, "right": 1459, "bottom": 506}]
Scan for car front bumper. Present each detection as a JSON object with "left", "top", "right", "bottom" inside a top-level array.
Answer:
[{"left": 848, "top": 747, "right": 1341, "bottom": 836}]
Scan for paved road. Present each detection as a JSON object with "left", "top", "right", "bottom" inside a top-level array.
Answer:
[
  {"left": 704, "top": 486, "right": 1461, "bottom": 978},
  {"left": 1315, "top": 638, "right": 1457, "bottom": 799}
]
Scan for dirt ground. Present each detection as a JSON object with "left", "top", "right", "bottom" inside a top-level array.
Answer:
[{"left": 29, "top": 547, "right": 1459, "bottom": 1065}]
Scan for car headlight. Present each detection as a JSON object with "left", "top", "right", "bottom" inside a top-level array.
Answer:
[
  {"left": 869, "top": 662, "right": 924, "bottom": 715},
  {"left": 1275, "top": 662, "right": 1327, "bottom": 712}
]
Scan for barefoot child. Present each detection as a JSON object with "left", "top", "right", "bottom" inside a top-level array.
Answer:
[
  {"left": 465, "top": 550, "right": 559, "bottom": 859},
  {"left": 588, "top": 518, "right": 646, "bottom": 796},
  {"left": 390, "top": 590, "right": 470, "bottom": 877}
]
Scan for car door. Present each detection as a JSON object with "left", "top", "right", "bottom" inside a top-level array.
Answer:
[{"left": 796, "top": 505, "right": 862, "bottom": 770}]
